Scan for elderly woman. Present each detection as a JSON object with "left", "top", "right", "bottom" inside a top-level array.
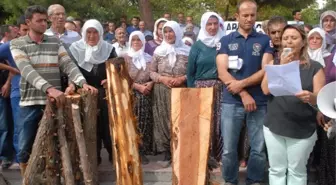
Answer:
[
  {"left": 144, "top": 18, "right": 168, "bottom": 56},
  {"left": 261, "top": 25, "right": 325, "bottom": 185},
  {"left": 150, "top": 21, "right": 190, "bottom": 167},
  {"left": 125, "top": 31, "right": 153, "bottom": 164},
  {"left": 320, "top": 10, "right": 336, "bottom": 51},
  {"left": 112, "top": 27, "right": 129, "bottom": 57},
  {"left": 308, "top": 28, "right": 331, "bottom": 67},
  {"left": 69, "top": 19, "right": 117, "bottom": 165},
  {"left": 186, "top": 12, "right": 225, "bottom": 164},
  {"left": 313, "top": 29, "right": 336, "bottom": 185}
]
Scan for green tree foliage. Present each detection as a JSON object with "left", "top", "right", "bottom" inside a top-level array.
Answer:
[
  {"left": 301, "top": 3, "right": 320, "bottom": 25},
  {"left": 0, "top": 0, "right": 318, "bottom": 25}
]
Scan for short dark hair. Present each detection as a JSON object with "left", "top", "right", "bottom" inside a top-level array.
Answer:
[
  {"left": 132, "top": 16, "right": 140, "bottom": 21},
  {"left": 73, "top": 18, "right": 83, "bottom": 27},
  {"left": 25, "top": 5, "right": 47, "bottom": 20},
  {"left": 17, "top": 15, "right": 26, "bottom": 28},
  {"left": 292, "top": 9, "right": 301, "bottom": 16},
  {"left": 267, "top": 16, "right": 287, "bottom": 29},
  {"left": 236, "top": 0, "right": 257, "bottom": 13},
  {"left": 65, "top": 20, "right": 76, "bottom": 28},
  {"left": 0, "top": 25, "right": 10, "bottom": 37}
]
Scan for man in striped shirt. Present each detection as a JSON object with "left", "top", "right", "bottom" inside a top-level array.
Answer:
[{"left": 10, "top": 5, "right": 97, "bottom": 175}]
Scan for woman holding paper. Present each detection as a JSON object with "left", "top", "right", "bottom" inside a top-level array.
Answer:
[
  {"left": 186, "top": 12, "right": 225, "bottom": 164},
  {"left": 261, "top": 25, "right": 325, "bottom": 185}
]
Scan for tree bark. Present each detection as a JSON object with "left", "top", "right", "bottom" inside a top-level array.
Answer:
[
  {"left": 171, "top": 88, "right": 214, "bottom": 185},
  {"left": 23, "top": 101, "right": 55, "bottom": 185},
  {"left": 105, "top": 58, "right": 143, "bottom": 185},
  {"left": 138, "top": 0, "right": 154, "bottom": 31},
  {"left": 80, "top": 91, "right": 98, "bottom": 185},
  {"left": 71, "top": 102, "right": 94, "bottom": 185},
  {"left": 65, "top": 94, "right": 82, "bottom": 182},
  {"left": 57, "top": 107, "right": 75, "bottom": 185}
]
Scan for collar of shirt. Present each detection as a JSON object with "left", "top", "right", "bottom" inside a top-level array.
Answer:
[
  {"left": 233, "top": 29, "right": 258, "bottom": 39},
  {"left": 24, "top": 34, "right": 48, "bottom": 44},
  {"left": 47, "top": 27, "right": 68, "bottom": 38}
]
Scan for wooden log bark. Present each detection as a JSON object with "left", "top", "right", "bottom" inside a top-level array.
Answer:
[
  {"left": 46, "top": 102, "right": 61, "bottom": 185},
  {"left": 105, "top": 58, "right": 143, "bottom": 185},
  {"left": 80, "top": 91, "right": 98, "bottom": 185},
  {"left": 171, "top": 88, "right": 214, "bottom": 185},
  {"left": 71, "top": 102, "right": 94, "bottom": 185},
  {"left": 23, "top": 101, "right": 55, "bottom": 185},
  {"left": 57, "top": 107, "right": 75, "bottom": 185},
  {"left": 65, "top": 95, "right": 82, "bottom": 182}
]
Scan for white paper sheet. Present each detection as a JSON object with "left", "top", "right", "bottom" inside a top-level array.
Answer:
[{"left": 265, "top": 61, "right": 302, "bottom": 96}]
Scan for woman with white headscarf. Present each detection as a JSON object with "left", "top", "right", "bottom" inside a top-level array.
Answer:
[
  {"left": 314, "top": 14, "right": 336, "bottom": 185},
  {"left": 69, "top": 19, "right": 117, "bottom": 165},
  {"left": 144, "top": 18, "right": 168, "bottom": 56},
  {"left": 150, "top": 21, "right": 190, "bottom": 167},
  {"left": 320, "top": 10, "right": 336, "bottom": 52},
  {"left": 308, "top": 28, "right": 331, "bottom": 67},
  {"left": 186, "top": 12, "right": 225, "bottom": 164},
  {"left": 125, "top": 31, "right": 153, "bottom": 164}
]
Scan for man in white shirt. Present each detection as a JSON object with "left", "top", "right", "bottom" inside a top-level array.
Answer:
[{"left": 112, "top": 28, "right": 129, "bottom": 57}]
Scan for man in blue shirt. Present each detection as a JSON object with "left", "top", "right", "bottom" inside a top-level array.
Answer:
[
  {"left": 104, "top": 22, "right": 116, "bottom": 43},
  {"left": 0, "top": 17, "right": 28, "bottom": 169},
  {"left": 126, "top": 16, "right": 140, "bottom": 35},
  {"left": 216, "top": 0, "right": 273, "bottom": 184}
]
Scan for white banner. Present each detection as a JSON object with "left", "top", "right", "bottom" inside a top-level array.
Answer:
[{"left": 223, "top": 21, "right": 304, "bottom": 34}]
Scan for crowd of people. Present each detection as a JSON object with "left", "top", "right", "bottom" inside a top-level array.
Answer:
[{"left": 0, "top": 0, "right": 335, "bottom": 185}]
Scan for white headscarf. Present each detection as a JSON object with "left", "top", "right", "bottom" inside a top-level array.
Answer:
[
  {"left": 308, "top": 28, "right": 331, "bottom": 67},
  {"left": 154, "top": 18, "right": 168, "bottom": 41},
  {"left": 197, "top": 12, "right": 225, "bottom": 48},
  {"left": 127, "top": 31, "right": 152, "bottom": 70},
  {"left": 69, "top": 19, "right": 113, "bottom": 72},
  {"left": 154, "top": 21, "right": 190, "bottom": 67}
]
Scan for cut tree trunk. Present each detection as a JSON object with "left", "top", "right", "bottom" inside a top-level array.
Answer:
[
  {"left": 80, "top": 91, "right": 98, "bottom": 185},
  {"left": 45, "top": 102, "right": 61, "bottom": 185},
  {"left": 171, "top": 88, "right": 214, "bottom": 185},
  {"left": 138, "top": 0, "right": 154, "bottom": 31},
  {"left": 72, "top": 102, "right": 94, "bottom": 185},
  {"left": 57, "top": 107, "right": 75, "bottom": 185},
  {"left": 23, "top": 101, "right": 56, "bottom": 185},
  {"left": 105, "top": 58, "right": 143, "bottom": 185},
  {"left": 65, "top": 95, "right": 82, "bottom": 182}
]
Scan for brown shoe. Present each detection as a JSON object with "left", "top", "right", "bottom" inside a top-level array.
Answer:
[{"left": 19, "top": 163, "right": 27, "bottom": 176}]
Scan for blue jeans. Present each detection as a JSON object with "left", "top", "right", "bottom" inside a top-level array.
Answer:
[
  {"left": 0, "top": 96, "right": 14, "bottom": 160},
  {"left": 11, "top": 97, "right": 21, "bottom": 157},
  {"left": 221, "top": 103, "right": 266, "bottom": 185},
  {"left": 17, "top": 105, "right": 44, "bottom": 163}
]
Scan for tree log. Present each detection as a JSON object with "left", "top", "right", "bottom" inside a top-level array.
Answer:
[
  {"left": 57, "top": 106, "right": 75, "bottom": 185},
  {"left": 105, "top": 58, "right": 143, "bottom": 185},
  {"left": 23, "top": 101, "right": 55, "bottom": 185},
  {"left": 65, "top": 94, "right": 82, "bottom": 182},
  {"left": 171, "top": 88, "right": 214, "bottom": 185},
  {"left": 45, "top": 102, "right": 61, "bottom": 185},
  {"left": 71, "top": 102, "right": 94, "bottom": 185},
  {"left": 80, "top": 91, "right": 98, "bottom": 185}
]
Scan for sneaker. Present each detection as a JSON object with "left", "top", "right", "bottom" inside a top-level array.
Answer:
[{"left": 1, "top": 159, "right": 12, "bottom": 169}]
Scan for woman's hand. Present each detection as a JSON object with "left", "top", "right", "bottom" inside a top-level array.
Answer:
[
  {"left": 171, "top": 76, "right": 186, "bottom": 87},
  {"left": 316, "top": 111, "right": 326, "bottom": 127},
  {"left": 280, "top": 51, "right": 295, "bottom": 65},
  {"left": 160, "top": 76, "right": 173, "bottom": 88},
  {"left": 295, "top": 90, "right": 313, "bottom": 104}
]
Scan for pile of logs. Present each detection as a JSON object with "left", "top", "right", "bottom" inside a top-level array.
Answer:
[{"left": 23, "top": 92, "right": 98, "bottom": 185}]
